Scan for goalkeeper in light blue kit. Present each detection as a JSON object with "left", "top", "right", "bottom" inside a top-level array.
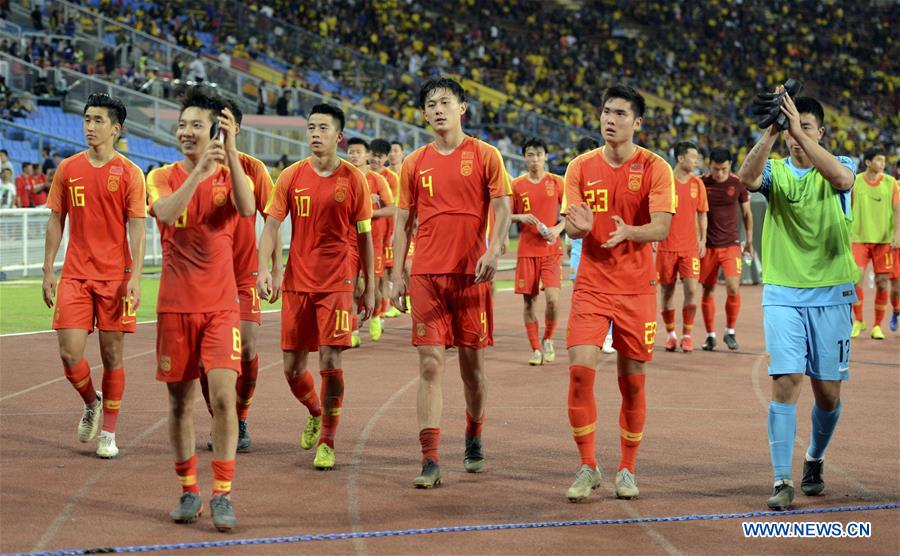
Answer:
[{"left": 737, "top": 88, "right": 859, "bottom": 511}]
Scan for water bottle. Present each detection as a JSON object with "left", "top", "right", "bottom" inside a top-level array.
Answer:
[
  {"left": 742, "top": 251, "right": 753, "bottom": 268},
  {"left": 537, "top": 222, "right": 553, "bottom": 244}
]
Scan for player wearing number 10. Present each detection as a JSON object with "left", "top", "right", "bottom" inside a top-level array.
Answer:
[
  {"left": 562, "top": 84, "right": 675, "bottom": 503},
  {"left": 256, "top": 103, "right": 375, "bottom": 472},
  {"left": 43, "top": 93, "right": 146, "bottom": 460},
  {"left": 147, "top": 87, "right": 255, "bottom": 531}
]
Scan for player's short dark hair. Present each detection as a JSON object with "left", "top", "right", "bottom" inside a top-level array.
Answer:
[
  {"left": 709, "top": 147, "right": 732, "bottom": 164},
  {"left": 674, "top": 141, "right": 699, "bottom": 160},
  {"left": 601, "top": 84, "right": 645, "bottom": 118},
  {"left": 575, "top": 137, "right": 600, "bottom": 155},
  {"left": 0, "top": 149, "right": 7, "bottom": 156},
  {"left": 390, "top": 140, "right": 404, "bottom": 149},
  {"left": 794, "top": 96, "right": 825, "bottom": 127},
  {"left": 418, "top": 77, "right": 466, "bottom": 109},
  {"left": 179, "top": 86, "right": 225, "bottom": 123},
  {"left": 225, "top": 98, "right": 243, "bottom": 126},
  {"left": 521, "top": 137, "right": 549, "bottom": 156},
  {"left": 22, "top": 162, "right": 31, "bottom": 169},
  {"left": 309, "top": 103, "right": 346, "bottom": 132},
  {"left": 864, "top": 147, "right": 886, "bottom": 162},
  {"left": 370, "top": 138, "right": 391, "bottom": 155},
  {"left": 347, "top": 137, "right": 369, "bottom": 150},
  {"left": 84, "top": 92, "right": 127, "bottom": 126}
]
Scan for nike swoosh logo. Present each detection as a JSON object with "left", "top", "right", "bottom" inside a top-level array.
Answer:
[
  {"left": 333, "top": 332, "right": 348, "bottom": 338},
  {"left": 479, "top": 334, "right": 488, "bottom": 343},
  {"left": 419, "top": 168, "right": 434, "bottom": 176},
  {"left": 786, "top": 199, "right": 800, "bottom": 204},
  {"left": 294, "top": 188, "right": 309, "bottom": 193},
  {"left": 69, "top": 177, "right": 83, "bottom": 184},
  {"left": 587, "top": 179, "right": 602, "bottom": 186},
  {"left": 871, "top": 197, "right": 882, "bottom": 202}
]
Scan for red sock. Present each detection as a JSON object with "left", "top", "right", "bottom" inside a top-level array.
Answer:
[
  {"left": 286, "top": 371, "right": 322, "bottom": 417},
  {"left": 725, "top": 292, "right": 740, "bottom": 329},
  {"left": 419, "top": 427, "right": 440, "bottom": 464},
  {"left": 465, "top": 410, "right": 484, "bottom": 439},
  {"left": 174, "top": 454, "right": 199, "bottom": 494},
  {"left": 702, "top": 295, "right": 715, "bottom": 333},
  {"left": 568, "top": 365, "right": 597, "bottom": 468},
  {"left": 211, "top": 459, "right": 235, "bottom": 496},
  {"left": 892, "top": 289, "right": 900, "bottom": 312},
  {"left": 874, "top": 288, "right": 889, "bottom": 327},
  {"left": 525, "top": 321, "right": 540, "bottom": 350},
  {"left": 661, "top": 309, "right": 676, "bottom": 333},
  {"left": 64, "top": 359, "right": 97, "bottom": 405},
  {"left": 199, "top": 373, "right": 213, "bottom": 417},
  {"left": 682, "top": 304, "right": 697, "bottom": 337},
  {"left": 235, "top": 356, "right": 259, "bottom": 421},
  {"left": 379, "top": 299, "right": 388, "bottom": 316},
  {"left": 853, "top": 287, "right": 863, "bottom": 321},
  {"left": 618, "top": 374, "right": 646, "bottom": 473},
  {"left": 352, "top": 313, "right": 359, "bottom": 332},
  {"left": 101, "top": 367, "right": 125, "bottom": 433},
  {"left": 319, "top": 368, "right": 344, "bottom": 448},
  {"left": 543, "top": 319, "right": 557, "bottom": 341}
]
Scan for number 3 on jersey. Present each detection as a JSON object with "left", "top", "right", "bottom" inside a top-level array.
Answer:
[{"left": 521, "top": 194, "right": 531, "bottom": 212}]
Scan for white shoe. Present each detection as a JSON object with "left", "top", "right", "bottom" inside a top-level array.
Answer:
[
  {"left": 615, "top": 468, "right": 639, "bottom": 499},
  {"left": 528, "top": 349, "right": 544, "bottom": 366},
  {"left": 77, "top": 391, "right": 102, "bottom": 443},
  {"left": 601, "top": 336, "right": 616, "bottom": 354},
  {"left": 96, "top": 431, "right": 119, "bottom": 458},
  {"left": 542, "top": 339, "right": 555, "bottom": 362}
]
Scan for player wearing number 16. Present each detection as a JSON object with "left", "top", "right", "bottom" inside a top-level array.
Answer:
[
  {"left": 562, "top": 85, "right": 675, "bottom": 503},
  {"left": 256, "top": 104, "right": 375, "bottom": 472},
  {"left": 43, "top": 93, "right": 146, "bottom": 460},
  {"left": 146, "top": 87, "right": 255, "bottom": 531}
]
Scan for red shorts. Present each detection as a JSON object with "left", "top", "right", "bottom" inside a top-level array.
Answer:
[
  {"left": 384, "top": 223, "right": 395, "bottom": 269},
  {"left": 892, "top": 249, "right": 900, "bottom": 280},
  {"left": 699, "top": 244, "right": 742, "bottom": 286},
  {"left": 852, "top": 242, "right": 893, "bottom": 275},
  {"left": 53, "top": 278, "right": 136, "bottom": 333},
  {"left": 410, "top": 274, "right": 492, "bottom": 349},
  {"left": 281, "top": 290, "right": 353, "bottom": 351},
  {"left": 156, "top": 311, "right": 241, "bottom": 382},
  {"left": 238, "top": 284, "right": 262, "bottom": 324},
  {"left": 656, "top": 250, "right": 700, "bottom": 285},
  {"left": 515, "top": 254, "right": 562, "bottom": 296},
  {"left": 567, "top": 290, "right": 657, "bottom": 362}
]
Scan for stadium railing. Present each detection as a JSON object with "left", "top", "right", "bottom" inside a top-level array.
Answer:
[{"left": 47, "top": 0, "right": 527, "bottom": 174}]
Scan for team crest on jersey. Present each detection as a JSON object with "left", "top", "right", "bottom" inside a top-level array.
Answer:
[
  {"left": 212, "top": 185, "right": 228, "bottom": 206},
  {"left": 727, "top": 186, "right": 735, "bottom": 197},
  {"left": 109, "top": 165, "right": 124, "bottom": 176},
  {"left": 628, "top": 174, "right": 642, "bottom": 191},
  {"left": 545, "top": 185, "right": 555, "bottom": 196},
  {"left": 160, "top": 356, "right": 172, "bottom": 373},
  {"left": 518, "top": 279, "right": 525, "bottom": 289},
  {"left": 690, "top": 184, "right": 698, "bottom": 199},
  {"left": 107, "top": 175, "right": 120, "bottom": 192},
  {"left": 335, "top": 177, "right": 349, "bottom": 203},
  {"left": 460, "top": 159, "right": 473, "bottom": 176},
  {"left": 416, "top": 323, "right": 426, "bottom": 337}
]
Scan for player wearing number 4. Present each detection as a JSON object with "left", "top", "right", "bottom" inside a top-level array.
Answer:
[
  {"left": 738, "top": 90, "right": 858, "bottom": 511},
  {"left": 562, "top": 85, "right": 675, "bottom": 502},
  {"left": 147, "top": 87, "right": 255, "bottom": 531},
  {"left": 511, "top": 137, "right": 565, "bottom": 365},
  {"left": 391, "top": 77, "right": 512, "bottom": 488},
  {"left": 43, "top": 93, "right": 146, "bottom": 459},
  {"left": 257, "top": 104, "right": 375, "bottom": 472}
]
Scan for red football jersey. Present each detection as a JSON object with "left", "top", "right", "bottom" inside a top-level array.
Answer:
[
  {"left": 265, "top": 158, "right": 372, "bottom": 292},
  {"left": 562, "top": 146, "right": 675, "bottom": 294},
  {"left": 512, "top": 173, "right": 564, "bottom": 257},
  {"left": 398, "top": 136, "right": 511, "bottom": 275},
  {"left": 47, "top": 151, "right": 146, "bottom": 280},
  {"left": 380, "top": 167, "right": 399, "bottom": 244},
  {"left": 148, "top": 163, "right": 244, "bottom": 313},
  {"left": 232, "top": 152, "right": 274, "bottom": 287},
  {"left": 658, "top": 174, "right": 708, "bottom": 253},
  {"left": 367, "top": 170, "right": 393, "bottom": 245}
]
